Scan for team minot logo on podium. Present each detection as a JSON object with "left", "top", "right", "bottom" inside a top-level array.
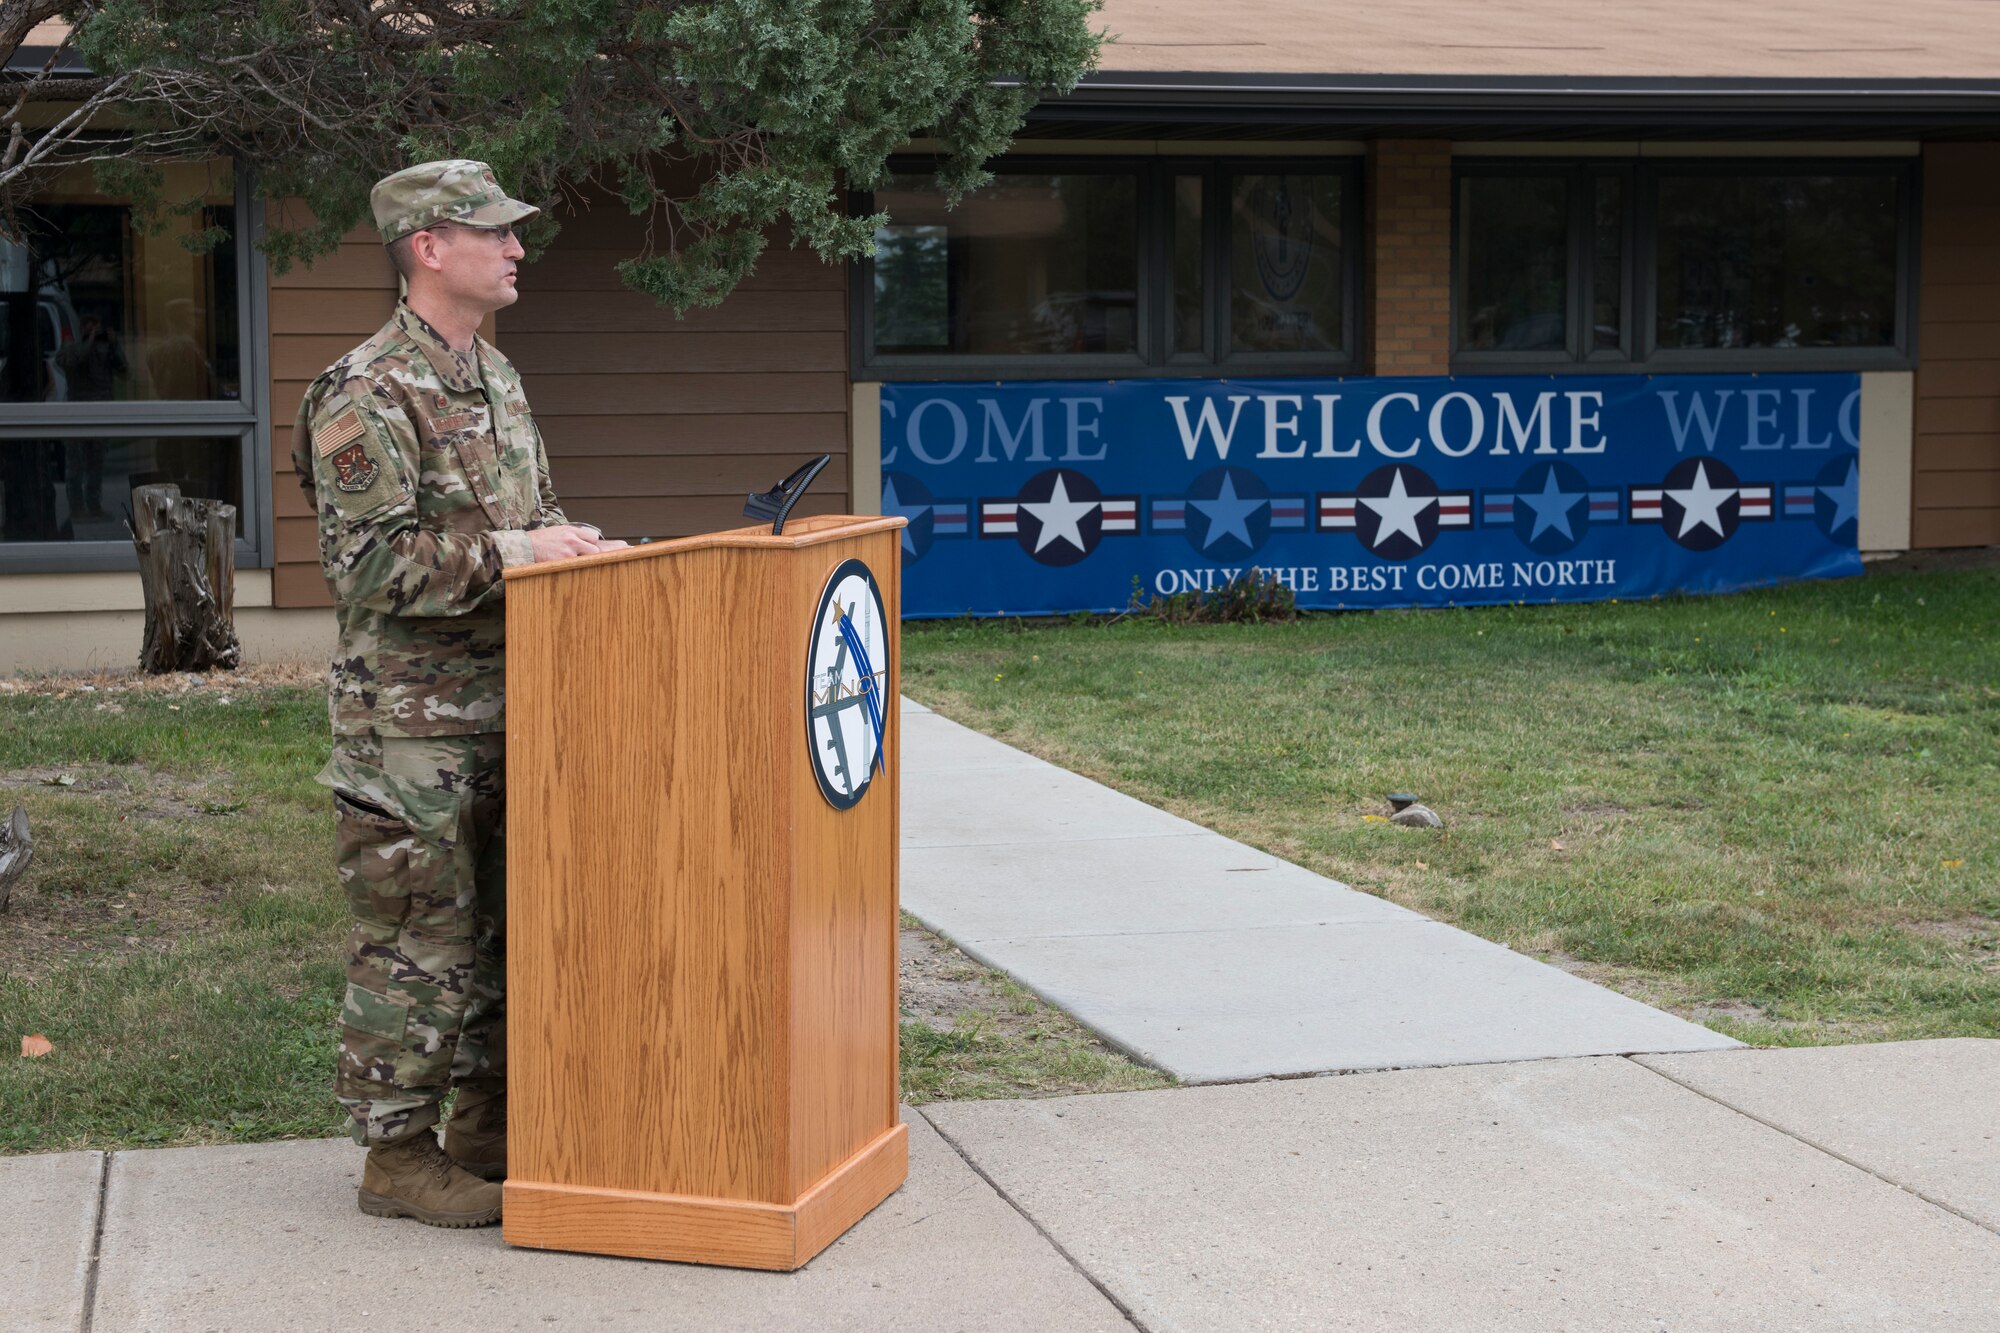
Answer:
[{"left": 806, "top": 558, "right": 889, "bottom": 810}]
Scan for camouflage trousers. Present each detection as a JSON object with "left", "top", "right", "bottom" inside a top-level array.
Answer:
[{"left": 319, "top": 732, "right": 507, "bottom": 1145}]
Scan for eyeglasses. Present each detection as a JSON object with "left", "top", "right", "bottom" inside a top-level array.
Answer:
[{"left": 425, "top": 222, "right": 518, "bottom": 244}]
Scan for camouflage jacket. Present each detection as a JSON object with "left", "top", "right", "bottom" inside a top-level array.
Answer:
[{"left": 292, "top": 302, "right": 567, "bottom": 737}]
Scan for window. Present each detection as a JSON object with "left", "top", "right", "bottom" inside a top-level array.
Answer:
[
  {"left": 856, "top": 158, "right": 1362, "bottom": 377},
  {"left": 0, "top": 161, "right": 265, "bottom": 571},
  {"left": 871, "top": 171, "right": 1139, "bottom": 358},
  {"left": 1452, "top": 159, "right": 1912, "bottom": 371},
  {"left": 1652, "top": 171, "right": 1900, "bottom": 353},
  {"left": 1456, "top": 172, "right": 1571, "bottom": 354},
  {"left": 1226, "top": 172, "right": 1350, "bottom": 356}
]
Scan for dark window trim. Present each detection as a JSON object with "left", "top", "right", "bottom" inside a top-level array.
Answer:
[
  {"left": 1580, "top": 163, "right": 1636, "bottom": 364},
  {"left": 0, "top": 164, "right": 270, "bottom": 575},
  {"left": 245, "top": 170, "right": 274, "bottom": 572},
  {"left": 1451, "top": 155, "right": 1917, "bottom": 375},
  {"left": 0, "top": 424, "right": 259, "bottom": 573},
  {"left": 852, "top": 154, "right": 1365, "bottom": 381}
]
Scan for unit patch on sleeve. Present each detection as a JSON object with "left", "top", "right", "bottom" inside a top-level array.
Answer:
[{"left": 329, "top": 440, "right": 381, "bottom": 493}]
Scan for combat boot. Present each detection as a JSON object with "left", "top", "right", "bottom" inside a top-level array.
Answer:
[
  {"left": 357, "top": 1130, "right": 502, "bottom": 1227},
  {"left": 443, "top": 1081, "right": 507, "bottom": 1181}
]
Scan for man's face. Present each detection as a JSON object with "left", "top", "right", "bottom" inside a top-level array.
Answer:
[{"left": 424, "top": 223, "right": 526, "bottom": 313}]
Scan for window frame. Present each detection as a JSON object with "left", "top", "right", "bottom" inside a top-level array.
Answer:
[
  {"left": 1195, "top": 157, "right": 1365, "bottom": 374},
  {"left": 852, "top": 154, "right": 1365, "bottom": 381},
  {"left": 0, "top": 163, "right": 271, "bottom": 575},
  {"left": 1449, "top": 156, "right": 1917, "bottom": 376}
]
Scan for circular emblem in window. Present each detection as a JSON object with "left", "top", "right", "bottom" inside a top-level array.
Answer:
[
  {"left": 806, "top": 558, "right": 890, "bottom": 810},
  {"left": 1248, "top": 175, "right": 1313, "bottom": 302}
]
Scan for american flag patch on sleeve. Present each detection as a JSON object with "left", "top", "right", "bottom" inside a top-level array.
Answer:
[{"left": 316, "top": 410, "right": 366, "bottom": 457}]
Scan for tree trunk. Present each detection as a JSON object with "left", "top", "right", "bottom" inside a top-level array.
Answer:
[{"left": 129, "top": 483, "right": 242, "bottom": 673}]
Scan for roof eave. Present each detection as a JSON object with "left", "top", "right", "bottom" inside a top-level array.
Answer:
[{"left": 1021, "top": 72, "right": 2000, "bottom": 134}]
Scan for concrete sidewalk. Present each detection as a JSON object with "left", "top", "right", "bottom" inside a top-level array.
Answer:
[
  {"left": 15, "top": 703, "right": 1995, "bottom": 1330},
  {"left": 15, "top": 1042, "right": 1998, "bottom": 1331},
  {"left": 929, "top": 1039, "right": 2000, "bottom": 1333},
  {"left": 899, "top": 698, "right": 1737, "bottom": 1082}
]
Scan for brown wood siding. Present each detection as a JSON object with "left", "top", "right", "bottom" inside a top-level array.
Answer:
[
  {"left": 1913, "top": 143, "right": 2000, "bottom": 550},
  {"left": 266, "top": 206, "right": 851, "bottom": 604},
  {"left": 267, "top": 221, "right": 400, "bottom": 608},
  {"left": 498, "top": 226, "right": 851, "bottom": 543}
]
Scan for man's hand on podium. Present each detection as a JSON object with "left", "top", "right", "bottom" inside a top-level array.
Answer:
[{"left": 528, "top": 524, "right": 629, "bottom": 563}]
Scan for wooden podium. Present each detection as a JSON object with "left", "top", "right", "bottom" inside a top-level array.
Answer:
[{"left": 498, "top": 514, "right": 907, "bottom": 1270}]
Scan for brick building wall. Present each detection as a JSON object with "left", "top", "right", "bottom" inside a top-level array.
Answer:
[{"left": 1365, "top": 140, "right": 1452, "bottom": 376}]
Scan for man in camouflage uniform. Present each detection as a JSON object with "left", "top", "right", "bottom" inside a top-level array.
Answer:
[{"left": 294, "top": 160, "right": 623, "bottom": 1228}]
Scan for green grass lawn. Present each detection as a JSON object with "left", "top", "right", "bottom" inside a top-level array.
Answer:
[
  {"left": 901, "top": 564, "right": 2000, "bottom": 1046},
  {"left": 0, "top": 678, "right": 342, "bottom": 1153},
  {"left": 5, "top": 566, "right": 1990, "bottom": 1152},
  {"left": 0, "top": 671, "right": 1159, "bottom": 1155}
]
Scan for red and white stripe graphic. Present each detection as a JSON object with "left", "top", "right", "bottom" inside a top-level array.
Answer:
[
  {"left": 1100, "top": 498, "right": 1138, "bottom": 533},
  {"left": 1319, "top": 495, "right": 1357, "bottom": 530},
  {"left": 1437, "top": 494, "right": 1473, "bottom": 528},
  {"left": 1737, "top": 486, "right": 1773, "bottom": 520},
  {"left": 1631, "top": 487, "right": 1664, "bottom": 522},
  {"left": 981, "top": 502, "right": 1018, "bottom": 536}
]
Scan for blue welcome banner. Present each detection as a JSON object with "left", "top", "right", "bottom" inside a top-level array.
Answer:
[{"left": 880, "top": 374, "right": 1864, "bottom": 617}]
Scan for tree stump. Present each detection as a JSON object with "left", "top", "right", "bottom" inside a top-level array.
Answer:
[
  {"left": 0, "top": 805, "right": 29, "bottom": 914},
  {"left": 129, "top": 483, "right": 242, "bottom": 673}
]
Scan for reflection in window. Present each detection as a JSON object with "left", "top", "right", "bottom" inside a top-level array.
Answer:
[
  {"left": 1170, "top": 175, "right": 1203, "bottom": 355},
  {"left": 0, "top": 436, "right": 242, "bottom": 543},
  {"left": 872, "top": 225, "right": 949, "bottom": 349},
  {"left": 1592, "top": 175, "right": 1624, "bottom": 353},
  {"left": 0, "top": 193, "right": 239, "bottom": 405},
  {"left": 1229, "top": 174, "right": 1344, "bottom": 354},
  {"left": 1654, "top": 174, "right": 1899, "bottom": 351},
  {"left": 1457, "top": 175, "right": 1568, "bottom": 353},
  {"left": 871, "top": 173, "right": 1138, "bottom": 357}
]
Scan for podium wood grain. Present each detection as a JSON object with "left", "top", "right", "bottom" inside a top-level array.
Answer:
[{"left": 500, "top": 515, "right": 905, "bottom": 1269}]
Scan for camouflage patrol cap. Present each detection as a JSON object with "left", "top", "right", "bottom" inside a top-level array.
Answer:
[{"left": 371, "top": 159, "right": 540, "bottom": 244}]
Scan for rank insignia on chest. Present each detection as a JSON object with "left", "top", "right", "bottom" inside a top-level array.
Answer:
[{"left": 330, "top": 441, "right": 381, "bottom": 492}]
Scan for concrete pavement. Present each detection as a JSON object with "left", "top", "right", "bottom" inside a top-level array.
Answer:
[
  {"left": 75, "top": 1112, "right": 1128, "bottom": 1333},
  {"left": 13, "top": 702, "right": 1996, "bottom": 1330},
  {"left": 899, "top": 699, "right": 1738, "bottom": 1081},
  {"left": 927, "top": 1045, "right": 2000, "bottom": 1333},
  {"left": 1637, "top": 1038, "right": 2000, "bottom": 1232},
  {"left": 15, "top": 1042, "right": 1999, "bottom": 1331},
  {"left": 6, "top": 1149, "right": 101, "bottom": 1329}
]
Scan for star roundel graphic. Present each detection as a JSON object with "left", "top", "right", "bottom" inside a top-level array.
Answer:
[
  {"left": 1657, "top": 456, "right": 1744, "bottom": 552},
  {"left": 1011, "top": 467, "right": 1104, "bottom": 567},
  {"left": 1510, "top": 460, "right": 1594, "bottom": 556},
  {"left": 1184, "top": 466, "right": 1273, "bottom": 561},
  {"left": 1353, "top": 464, "right": 1445, "bottom": 561},
  {"left": 880, "top": 470, "right": 936, "bottom": 561},
  {"left": 1812, "top": 452, "right": 1861, "bottom": 544}
]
